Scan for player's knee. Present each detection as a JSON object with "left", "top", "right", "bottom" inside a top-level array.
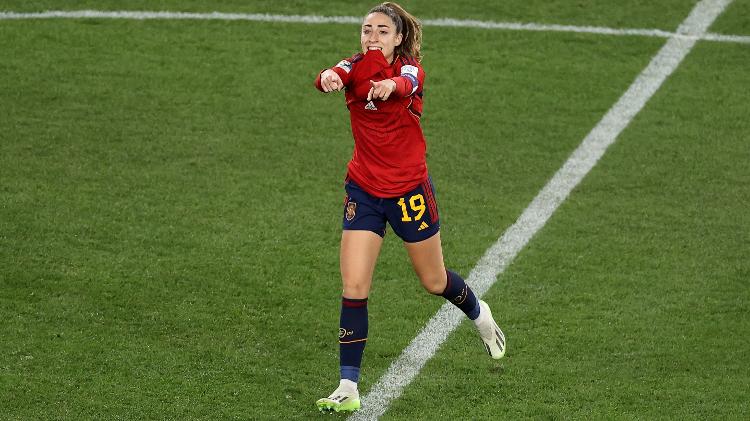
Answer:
[
  {"left": 342, "top": 278, "right": 371, "bottom": 299},
  {"left": 420, "top": 273, "right": 447, "bottom": 295}
]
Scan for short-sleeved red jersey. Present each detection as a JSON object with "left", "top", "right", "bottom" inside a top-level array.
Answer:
[{"left": 316, "top": 49, "right": 427, "bottom": 198}]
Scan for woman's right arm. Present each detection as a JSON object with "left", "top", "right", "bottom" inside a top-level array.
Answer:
[{"left": 314, "top": 58, "right": 354, "bottom": 93}]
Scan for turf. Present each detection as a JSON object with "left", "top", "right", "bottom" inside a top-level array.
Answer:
[{"left": 1, "top": 1, "right": 748, "bottom": 419}]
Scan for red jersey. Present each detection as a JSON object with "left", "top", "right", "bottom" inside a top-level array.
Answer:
[{"left": 316, "top": 49, "right": 427, "bottom": 198}]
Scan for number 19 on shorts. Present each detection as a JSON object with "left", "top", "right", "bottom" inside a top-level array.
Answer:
[{"left": 397, "top": 194, "right": 426, "bottom": 222}]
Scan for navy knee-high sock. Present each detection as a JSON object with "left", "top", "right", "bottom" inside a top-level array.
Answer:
[
  {"left": 440, "top": 270, "right": 480, "bottom": 320},
  {"left": 339, "top": 297, "right": 368, "bottom": 383}
]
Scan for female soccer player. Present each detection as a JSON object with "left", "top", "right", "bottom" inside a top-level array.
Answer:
[{"left": 314, "top": 2, "right": 506, "bottom": 413}]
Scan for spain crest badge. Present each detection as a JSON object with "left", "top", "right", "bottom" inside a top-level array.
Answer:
[{"left": 345, "top": 201, "right": 357, "bottom": 221}]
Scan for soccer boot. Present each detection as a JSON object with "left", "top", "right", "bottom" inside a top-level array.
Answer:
[
  {"left": 474, "top": 300, "right": 506, "bottom": 359},
  {"left": 316, "top": 380, "right": 361, "bottom": 413}
]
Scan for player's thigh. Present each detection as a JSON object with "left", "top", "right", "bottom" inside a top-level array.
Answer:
[
  {"left": 403, "top": 231, "right": 447, "bottom": 294},
  {"left": 340, "top": 178, "right": 388, "bottom": 298},
  {"left": 340, "top": 230, "right": 383, "bottom": 299}
]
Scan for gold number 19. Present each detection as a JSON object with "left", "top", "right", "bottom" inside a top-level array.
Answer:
[{"left": 397, "top": 194, "right": 426, "bottom": 222}]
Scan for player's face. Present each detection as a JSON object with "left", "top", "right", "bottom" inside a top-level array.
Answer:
[{"left": 361, "top": 12, "right": 403, "bottom": 63}]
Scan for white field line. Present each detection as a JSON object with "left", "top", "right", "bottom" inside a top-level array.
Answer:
[
  {"left": 0, "top": 10, "right": 749, "bottom": 45},
  {"left": 350, "top": 0, "right": 733, "bottom": 419}
]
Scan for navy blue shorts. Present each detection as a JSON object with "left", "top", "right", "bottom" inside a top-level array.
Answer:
[{"left": 343, "top": 177, "right": 441, "bottom": 243}]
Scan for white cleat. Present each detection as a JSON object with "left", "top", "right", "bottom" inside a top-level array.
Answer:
[
  {"left": 474, "top": 300, "right": 506, "bottom": 359},
  {"left": 316, "top": 380, "right": 361, "bottom": 413}
]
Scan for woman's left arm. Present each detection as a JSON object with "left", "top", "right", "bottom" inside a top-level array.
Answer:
[{"left": 368, "top": 61, "right": 423, "bottom": 101}]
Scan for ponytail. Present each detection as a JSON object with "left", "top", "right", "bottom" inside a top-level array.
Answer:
[{"left": 367, "top": 2, "right": 422, "bottom": 62}]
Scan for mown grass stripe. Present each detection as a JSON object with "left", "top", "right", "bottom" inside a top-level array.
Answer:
[
  {"left": 0, "top": 10, "right": 748, "bottom": 45},
  {"left": 350, "top": 0, "right": 733, "bottom": 419}
]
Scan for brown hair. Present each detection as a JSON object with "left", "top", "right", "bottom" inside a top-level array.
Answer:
[{"left": 367, "top": 2, "right": 422, "bottom": 62}]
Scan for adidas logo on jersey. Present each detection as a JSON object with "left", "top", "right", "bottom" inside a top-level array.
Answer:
[
  {"left": 365, "top": 100, "right": 378, "bottom": 111},
  {"left": 418, "top": 221, "right": 429, "bottom": 231}
]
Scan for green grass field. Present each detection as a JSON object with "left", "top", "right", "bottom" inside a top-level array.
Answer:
[{"left": 1, "top": 1, "right": 748, "bottom": 419}]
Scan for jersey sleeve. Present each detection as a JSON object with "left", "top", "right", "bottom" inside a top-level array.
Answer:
[
  {"left": 314, "top": 56, "right": 357, "bottom": 91},
  {"left": 392, "top": 59, "right": 423, "bottom": 97}
]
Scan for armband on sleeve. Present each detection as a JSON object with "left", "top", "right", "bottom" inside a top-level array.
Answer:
[{"left": 393, "top": 64, "right": 420, "bottom": 97}]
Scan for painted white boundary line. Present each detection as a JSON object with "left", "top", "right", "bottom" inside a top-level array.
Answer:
[
  {"left": 350, "top": 0, "right": 733, "bottom": 419},
  {"left": 1, "top": 10, "right": 748, "bottom": 45}
]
